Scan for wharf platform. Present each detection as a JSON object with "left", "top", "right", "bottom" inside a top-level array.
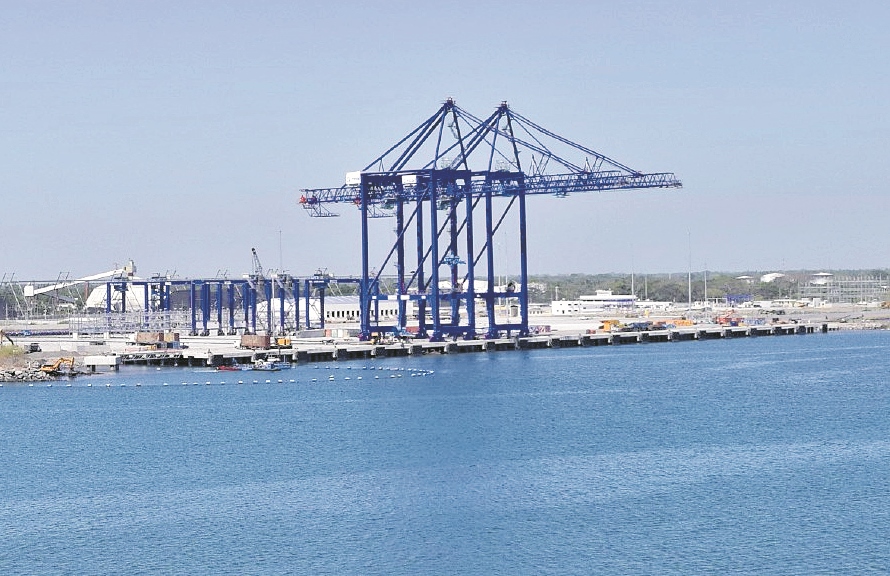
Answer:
[{"left": 104, "top": 321, "right": 826, "bottom": 369}]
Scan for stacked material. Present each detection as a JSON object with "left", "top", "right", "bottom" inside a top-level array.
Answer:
[{"left": 0, "top": 366, "right": 54, "bottom": 383}]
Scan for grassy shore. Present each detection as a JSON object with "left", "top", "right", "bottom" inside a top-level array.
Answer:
[{"left": 0, "top": 346, "right": 25, "bottom": 369}]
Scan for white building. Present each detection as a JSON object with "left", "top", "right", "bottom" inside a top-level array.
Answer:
[
  {"left": 551, "top": 290, "right": 637, "bottom": 315},
  {"left": 259, "top": 295, "right": 412, "bottom": 325}
]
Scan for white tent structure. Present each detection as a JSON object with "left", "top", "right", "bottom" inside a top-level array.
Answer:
[{"left": 84, "top": 283, "right": 145, "bottom": 312}]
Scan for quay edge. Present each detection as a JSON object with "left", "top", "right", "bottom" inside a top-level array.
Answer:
[{"left": 98, "top": 320, "right": 828, "bottom": 369}]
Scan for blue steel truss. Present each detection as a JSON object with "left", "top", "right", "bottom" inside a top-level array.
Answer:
[
  {"left": 102, "top": 275, "right": 357, "bottom": 336},
  {"left": 299, "top": 99, "right": 681, "bottom": 341}
]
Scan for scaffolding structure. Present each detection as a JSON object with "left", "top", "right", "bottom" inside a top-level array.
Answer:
[{"left": 799, "top": 274, "right": 889, "bottom": 304}]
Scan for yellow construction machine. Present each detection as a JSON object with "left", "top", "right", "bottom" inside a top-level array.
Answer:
[{"left": 39, "top": 357, "right": 76, "bottom": 376}]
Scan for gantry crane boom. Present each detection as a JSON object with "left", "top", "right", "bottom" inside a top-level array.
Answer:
[
  {"left": 300, "top": 169, "right": 680, "bottom": 208},
  {"left": 299, "top": 99, "right": 680, "bottom": 216}
]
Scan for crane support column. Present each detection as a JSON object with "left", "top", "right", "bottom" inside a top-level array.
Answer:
[
  {"left": 448, "top": 195, "right": 460, "bottom": 329},
  {"left": 484, "top": 183, "right": 497, "bottom": 338},
  {"left": 464, "top": 189, "right": 476, "bottom": 339},
  {"left": 200, "top": 282, "right": 210, "bottom": 336},
  {"left": 518, "top": 182, "right": 530, "bottom": 336},
  {"left": 227, "top": 282, "right": 235, "bottom": 334},
  {"left": 292, "top": 280, "right": 300, "bottom": 332},
  {"left": 189, "top": 282, "right": 197, "bottom": 335},
  {"left": 396, "top": 197, "right": 407, "bottom": 333},
  {"left": 428, "top": 175, "right": 442, "bottom": 341},
  {"left": 215, "top": 282, "right": 223, "bottom": 335},
  {"left": 360, "top": 176, "right": 371, "bottom": 340},
  {"left": 416, "top": 195, "right": 427, "bottom": 338},
  {"left": 303, "top": 279, "right": 311, "bottom": 329}
]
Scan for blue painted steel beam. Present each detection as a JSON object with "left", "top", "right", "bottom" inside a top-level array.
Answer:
[
  {"left": 214, "top": 283, "right": 222, "bottom": 334},
  {"left": 189, "top": 282, "right": 197, "bottom": 335},
  {"left": 300, "top": 166, "right": 680, "bottom": 208},
  {"left": 303, "top": 279, "right": 311, "bottom": 329},
  {"left": 200, "top": 282, "right": 210, "bottom": 335},
  {"left": 292, "top": 280, "right": 300, "bottom": 332}
]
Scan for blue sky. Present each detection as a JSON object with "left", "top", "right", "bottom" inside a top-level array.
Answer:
[{"left": 2, "top": 1, "right": 888, "bottom": 280}]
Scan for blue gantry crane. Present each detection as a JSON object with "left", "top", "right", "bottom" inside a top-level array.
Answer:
[{"left": 299, "top": 99, "right": 681, "bottom": 341}]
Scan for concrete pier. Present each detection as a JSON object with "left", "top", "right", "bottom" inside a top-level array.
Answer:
[
  {"left": 101, "top": 321, "right": 824, "bottom": 368},
  {"left": 8, "top": 318, "right": 833, "bottom": 374}
]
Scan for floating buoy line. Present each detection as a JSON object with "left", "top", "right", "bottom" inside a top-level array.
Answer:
[{"left": 6, "top": 364, "right": 435, "bottom": 389}]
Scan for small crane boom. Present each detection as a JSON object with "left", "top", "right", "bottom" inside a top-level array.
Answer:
[{"left": 251, "top": 248, "right": 265, "bottom": 280}]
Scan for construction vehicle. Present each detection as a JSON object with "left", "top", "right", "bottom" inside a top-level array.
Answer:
[
  {"left": 716, "top": 311, "right": 743, "bottom": 326},
  {"left": 39, "top": 358, "right": 76, "bottom": 377}
]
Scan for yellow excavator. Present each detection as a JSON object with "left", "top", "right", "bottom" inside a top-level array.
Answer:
[{"left": 40, "top": 357, "right": 76, "bottom": 376}]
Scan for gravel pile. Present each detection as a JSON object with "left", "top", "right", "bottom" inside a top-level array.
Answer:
[{"left": 0, "top": 366, "right": 54, "bottom": 383}]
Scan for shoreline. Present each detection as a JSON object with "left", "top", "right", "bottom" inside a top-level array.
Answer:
[{"left": 2, "top": 305, "right": 887, "bottom": 377}]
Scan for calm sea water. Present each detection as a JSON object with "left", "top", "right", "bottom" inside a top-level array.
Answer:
[{"left": 2, "top": 331, "right": 889, "bottom": 575}]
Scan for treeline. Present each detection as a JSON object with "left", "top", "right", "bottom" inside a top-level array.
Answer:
[{"left": 526, "top": 269, "right": 889, "bottom": 304}]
